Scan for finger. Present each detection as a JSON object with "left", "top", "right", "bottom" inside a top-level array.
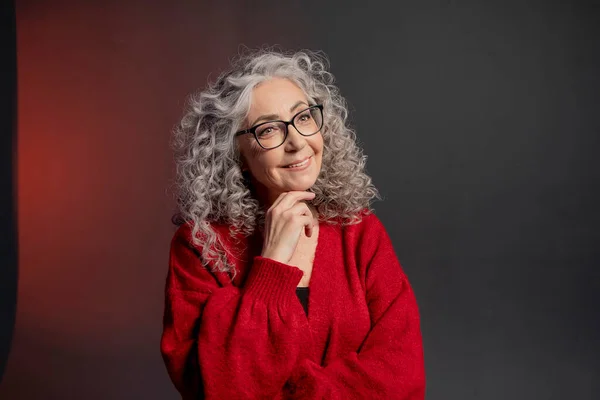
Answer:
[
  {"left": 288, "top": 202, "right": 312, "bottom": 218},
  {"left": 305, "top": 219, "right": 314, "bottom": 237},
  {"left": 275, "top": 191, "right": 316, "bottom": 212},
  {"left": 269, "top": 192, "right": 291, "bottom": 213},
  {"left": 295, "top": 212, "right": 313, "bottom": 237},
  {"left": 287, "top": 203, "right": 314, "bottom": 236}
]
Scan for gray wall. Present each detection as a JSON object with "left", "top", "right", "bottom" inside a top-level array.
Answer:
[
  {"left": 309, "top": 2, "right": 600, "bottom": 399},
  {"left": 310, "top": 1, "right": 600, "bottom": 400}
]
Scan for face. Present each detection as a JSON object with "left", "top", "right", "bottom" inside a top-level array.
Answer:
[{"left": 237, "top": 77, "right": 324, "bottom": 207}]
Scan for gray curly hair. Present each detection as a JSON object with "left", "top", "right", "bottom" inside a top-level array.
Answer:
[{"left": 170, "top": 48, "right": 381, "bottom": 276}]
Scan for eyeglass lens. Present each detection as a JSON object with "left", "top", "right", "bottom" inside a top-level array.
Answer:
[{"left": 255, "top": 106, "right": 323, "bottom": 149}]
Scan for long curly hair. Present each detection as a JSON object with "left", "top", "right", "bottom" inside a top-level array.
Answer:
[{"left": 170, "top": 48, "right": 381, "bottom": 276}]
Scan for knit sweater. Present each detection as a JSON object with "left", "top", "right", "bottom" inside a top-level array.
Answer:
[{"left": 160, "top": 211, "right": 426, "bottom": 399}]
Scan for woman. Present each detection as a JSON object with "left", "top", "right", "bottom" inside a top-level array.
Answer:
[{"left": 160, "top": 49, "right": 425, "bottom": 399}]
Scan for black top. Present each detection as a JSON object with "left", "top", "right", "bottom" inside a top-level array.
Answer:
[{"left": 295, "top": 287, "right": 309, "bottom": 316}]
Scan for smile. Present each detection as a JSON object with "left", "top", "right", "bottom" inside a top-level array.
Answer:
[{"left": 283, "top": 156, "right": 312, "bottom": 169}]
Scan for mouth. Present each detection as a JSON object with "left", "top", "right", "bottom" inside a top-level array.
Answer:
[{"left": 282, "top": 155, "right": 312, "bottom": 169}]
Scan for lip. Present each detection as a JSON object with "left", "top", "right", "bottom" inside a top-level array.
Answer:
[{"left": 282, "top": 155, "right": 312, "bottom": 170}]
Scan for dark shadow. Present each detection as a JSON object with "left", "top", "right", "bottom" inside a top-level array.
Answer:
[{"left": 0, "top": 0, "right": 17, "bottom": 384}]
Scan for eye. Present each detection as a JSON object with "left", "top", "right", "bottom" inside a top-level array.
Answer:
[
  {"left": 256, "top": 123, "right": 281, "bottom": 137},
  {"left": 296, "top": 111, "right": 313, "bottom": 124}
]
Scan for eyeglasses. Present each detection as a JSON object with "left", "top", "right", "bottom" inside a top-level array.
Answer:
[{"left": 235, "top": 104, "right": 323, "bottom": 150}]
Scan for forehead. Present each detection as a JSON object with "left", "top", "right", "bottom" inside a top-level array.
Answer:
[{"left": 248, "top": 78, "right": 307, "bottom": 114}]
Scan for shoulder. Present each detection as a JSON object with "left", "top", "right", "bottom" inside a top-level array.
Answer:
[
  {"left": 335, "top": 209, "right": 408, "bottom": 289},
  {"left": 329, "top": 208, "right": 390, "bottom": 261},
  {"left": 339, "top": 208, "right": 387, "bottom": 242},
  {"left": 170, "top": 220, "right": 234, "bottom": 252},
  {"left": 168, "top": 220, "right": 245, "bottom": 285},
  {"left": 357, "top": 209, "right": 385, "bottom": 231}
]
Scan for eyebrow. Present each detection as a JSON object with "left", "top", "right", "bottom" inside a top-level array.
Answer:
[{"left": 248, "top": 100, "right": 309, "bottom": 128}]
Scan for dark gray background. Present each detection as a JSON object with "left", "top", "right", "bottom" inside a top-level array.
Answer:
[
  {"left": 308, "top": 2, "right": 600, "bottom": 399},
  {"left": 1, "top": 0, "right": 598, "bottom": 399}
]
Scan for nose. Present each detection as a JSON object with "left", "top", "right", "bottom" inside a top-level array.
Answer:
[{"left": 283, "top": 124, "right": 307, "bottom": 150}]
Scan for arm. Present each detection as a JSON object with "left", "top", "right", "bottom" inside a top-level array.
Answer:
[
  {"left": 282, "top": 217, "right": 426, "bottom": 399},
  {"left": 160, "top": 224, "right": 312, "bottom": 400}
]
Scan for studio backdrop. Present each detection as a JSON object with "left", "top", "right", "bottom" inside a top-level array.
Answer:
[{"left": 1, "top": 0, "right": 598, "bottom": 399}]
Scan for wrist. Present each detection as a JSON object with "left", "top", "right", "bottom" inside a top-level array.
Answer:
[{"left": 261, "top": 250, "right": 286, "bottom": 264}]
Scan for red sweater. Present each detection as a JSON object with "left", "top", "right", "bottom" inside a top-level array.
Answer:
[{"left": 160, "top": 212, "right": 426, "bottom": 399}]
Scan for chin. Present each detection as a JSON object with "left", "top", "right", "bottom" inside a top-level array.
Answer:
[
  {"left": 288, "top": 184, "right": 314, "bottom": 192},
  {"left": 287, "top": 175, "right": 318, "bottom": 191}
]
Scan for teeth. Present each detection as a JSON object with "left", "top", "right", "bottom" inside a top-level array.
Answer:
[{"left": 286, "top": 158, "right": 309, "bottom": 168}]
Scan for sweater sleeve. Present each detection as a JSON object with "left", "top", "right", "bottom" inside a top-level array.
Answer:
[
  {"left": 281, "top": 216, "right": 426, "bottom": 400},
  {"left": 160, "top": 224, "right": 311, "bottom": 400}
]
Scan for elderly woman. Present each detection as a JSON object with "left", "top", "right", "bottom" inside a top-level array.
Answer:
[{"left": 160, "top": 49, "right": 425, "bottom": 399}]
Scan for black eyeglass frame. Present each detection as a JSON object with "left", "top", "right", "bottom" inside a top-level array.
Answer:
[{"left": 235, "top": 104, "right": 324, "bottom": 150}]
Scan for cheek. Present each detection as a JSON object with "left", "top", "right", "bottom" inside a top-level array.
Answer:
[
  {"left": 248, "top": 143, "right": 263, "bottom": 159},
  {"left": 247, "top": 147, "right": 280, "bottom": 176},
  {"left": 240, "top": 139, "right": 264, "bottom": 167},
  {"left": 313, "top": 132, "right": 324, "bottom": 148},
  {"left": 311, "top": 135, "right": 324, "bottom": 158},
  {"left": 316, "top": 138, "right": 324, "bottom": 168}
]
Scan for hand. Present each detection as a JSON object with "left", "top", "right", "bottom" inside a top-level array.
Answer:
[{"left": 261, "top": 191, "right": 316, "bottom": 265}]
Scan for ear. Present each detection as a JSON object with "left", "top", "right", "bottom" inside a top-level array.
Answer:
[
  {"left": 240, "top": 158, "right": 252, "bottom": 182},
  {"left": 238, "top": 153, "right": 249, "bottom": 172}
]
